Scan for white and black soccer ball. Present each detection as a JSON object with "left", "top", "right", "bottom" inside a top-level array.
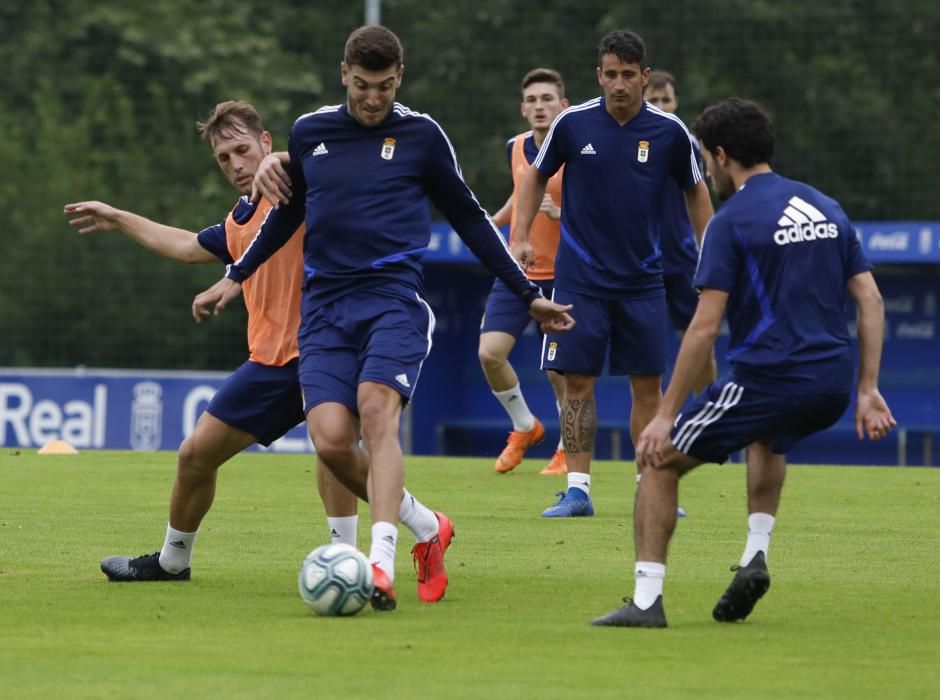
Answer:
[{"left": 298, "top": 543, "right": 374, "bottom": 616}]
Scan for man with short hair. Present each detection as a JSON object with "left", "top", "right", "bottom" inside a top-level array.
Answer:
[
  {"left": 481, "top": 68, "right": 570, "bottom": 476},
  {"left": 65, "top": 101, "right": 445, "bottom": 591},
  {"left": 513, "top": 30, "right": 714, "bottom": 518},
  {"left": 193, "top": 26, "right": 574, "bottom": 611},
  {"left": 644, "top": 70, "right": 717, "bottom": 394},
  {"left": 592, "top": 98, "right": 895, "bottom": 628}
]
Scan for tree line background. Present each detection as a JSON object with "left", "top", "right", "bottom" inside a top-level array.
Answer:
[{"left": 2, "top": 0, "right": 937, "bottom": 370}]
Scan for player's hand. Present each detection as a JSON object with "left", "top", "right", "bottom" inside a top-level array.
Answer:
[
  {"left": 252, "top": 153, "right": 292, "bottom": 206},
  {"left": 192, "top": 277, "right": 242, "bottom": 323},
  {"left": 528, "top": 298, "right": 574, "bottom": 334},
  {"left": 63, "top": 201, "right": 121, "bottom": 233},
  {"left": 538, "top": 193, "right": 560, "bottom": 221},
  {"left": 635, "top": 414, "right": 675, "bottom": 470},
  {"left": 511, "top": 241, "right": 536, "bottom": 271},
  {"left": 855, "top": 388, "right": 896, "bottom": 441}
]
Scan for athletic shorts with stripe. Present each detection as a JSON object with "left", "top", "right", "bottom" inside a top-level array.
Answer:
[
  {"left": 206, "top": 359, "right": 305, "bottom": 446},
  {"left": 671, "top": 375, "right": 850, "bottom": 463},
  {"left": 541, "top": 288, "right": 667, "bottom": 376},
  {"left": 480, "top": 278, "right": 554, "bottom": 338},
  {"left": 297, "top": 289, "right": 435, "bottom": 416}
]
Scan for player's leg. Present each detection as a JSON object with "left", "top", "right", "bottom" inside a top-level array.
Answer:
[
  {"left": 710, "top": 439, "right": 780, "bottom": 623},
  {"left": 541, "top": 372, "right": 596, "bottom": 517},
  {"left": 355, "top": 291, "right": 454, "bottom": 607},
  {"left": 666, "top": 273, "right": 717, "bottom": 395},
  {"left": 713, "top": 391, "right": 849, "bottom": 622},
  {"left": 539, "top": 369, "right": 568, "bottom": 475},
  {"left": 100, "top": 361, "right": 280, "bottom": 582},
  {"left": 540, "top": 290, "right": 608, "bottom": 517},
  {"left": 628, "top": 373, "right": 664, "bottom": 466},
  {"left": 479, "top": 279, "right": 545, "bottom": 472},
  {"left": 592, "top": 444, "right": 701, "bottom": 628}
]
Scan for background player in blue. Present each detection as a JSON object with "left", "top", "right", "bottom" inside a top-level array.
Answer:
[
  {"left": 480, "top": 68, "right": 570, "bottom": 476},
  {"left": 192, "top": 26, "right": 574, "bottom": 611},
  {"left": 643, "top": 70, "right": 718, "bottom": 394},
  {"left": 512, "top": 29, "right": 714, "bottom": 518},
  {"left": 592, "top": 98, "right": 896, "bottom": 628}
]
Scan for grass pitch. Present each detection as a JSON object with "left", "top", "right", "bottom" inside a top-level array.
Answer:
[{"left": 1, "top": 450, "right": 938, "bottom": 699}]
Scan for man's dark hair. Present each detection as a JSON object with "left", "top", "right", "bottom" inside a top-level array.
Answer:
[
  {"left": 197, "top": 100, "right": 264, "bottom": 142},
  {"left": 344, "top": 25, "right": 404, "bottom": 70},
  {"left": 521, "top": 68, "right": 566, "bottom": 98},
  {"left": 646, "top": 70, "right": 677, "bottom": 95},
  {"left": 692, "top": 98, "right": 775, "bottom": 168},
  {"left": 597, "top": 30, "right": 646, "bottom": 68}
]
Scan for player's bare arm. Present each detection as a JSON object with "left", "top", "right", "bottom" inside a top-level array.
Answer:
[
  {"left": 490, "top": 195, "right": 513, "bottom": 227},
  {"left": 636, "top": 288, "right": 727, "bottom": 469},
  {"left": 848, "top": 271, "right": 896, "bottom": 441},
  {"left": 252, "top": 151, "right": 293, "bottom": 206},
  {"left": 64, "top": 200, "right": 216, "bottom": 264},
  {"left": 538, "top": 193, "right": 561, "bottom": 221},
  {"left": 511, "top": 165, "right": 548, "bottom": 269},
  {"left": 683, "top": 180, "right": 714, "bottom": 247},
  {"left": 192, "top": 277, "right": 243, "bottom": 323}
]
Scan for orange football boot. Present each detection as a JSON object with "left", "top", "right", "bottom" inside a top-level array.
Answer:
[
  {"left": 539, "top": 449, "right": 568, "bottom": 475},
  {"left": 370, "top": 563, "right": 397, "bottom": 611},
  {"left": 494, "top": 418, "right": 545, "bottom": 473}
]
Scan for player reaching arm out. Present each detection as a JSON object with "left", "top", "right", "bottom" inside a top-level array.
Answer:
[{"left": 64, "top": 201, "right": 217, "bottom": 264}]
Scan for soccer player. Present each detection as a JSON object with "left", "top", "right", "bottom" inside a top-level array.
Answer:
[
  {"left": 481, "top": 68, "right": 570, "bottom": 476},
  {"left": 64, "top": 102, "right": 450, "bottom": 598},
  {"left": 643, "top": 70, "right": 717, "bottom": 394},
  {"left": 192, "top": 27, "right": 574, "bottom": 611},
  {"left": 512, "top": 30, "right": 714, "bottom": 518},
  {"left": 591, "top": 98, "right": 895, "bottom": 628}
]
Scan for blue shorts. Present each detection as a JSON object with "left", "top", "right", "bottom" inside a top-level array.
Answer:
[
  {"left": 298, "top": 290, "right": 434, "bottom": 416},
  {"left": 541, "top": 289, "right": 667, "bottom": 376},
  {"left": 480, "top": 278, "right": 554, "bottom": 338},
  {"left": 664, "top": 272, "right": 698, "bottom": 332},
  {"left": 206, "top": 359, "right": 305, "bottom": 446},
  {"left": 671, "top": 375, "right": 850, "bottom": 463}
]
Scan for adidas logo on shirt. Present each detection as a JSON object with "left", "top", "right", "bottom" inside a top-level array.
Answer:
[
  {"left": 311, "top": 142, "right": 328, "bottom": 156},
  {"left": 774, "top": 196, "right": 839, "bottom": 245},
  {"left": 580, "top": 143, "right": 597, "bottom": 155},
  {"left": 395, "top": 373, "right": 411, "bottom": 388}
]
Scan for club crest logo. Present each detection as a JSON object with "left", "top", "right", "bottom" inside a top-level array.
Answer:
[
  {"left": 637, "top": 140, "right": 650, "bottom": 163},
  {"left": 381, "top": 137, "right": 396, "bottom": 160},
  {"left": 547, "top": 341, "right": 558, "bottom": 361}
]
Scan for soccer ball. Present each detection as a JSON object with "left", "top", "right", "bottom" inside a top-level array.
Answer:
[{"left": 298, "top": 543, "right": 374, "bottom": 616}]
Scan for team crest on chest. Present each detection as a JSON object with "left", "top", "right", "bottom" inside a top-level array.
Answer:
[
  {"left": 381, "top": 137, "right": 396, "bottom": 160},
  {"left": 637, "top": 140, "right": 650, "bottom": 163}
]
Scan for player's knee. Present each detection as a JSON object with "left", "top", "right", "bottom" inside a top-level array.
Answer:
[
  {"left": 358, "top": 401, "right": 397, "bottom": 443},
  {"left": 315, "top": 440, "right": 355, "bottom": 468},
  {"left": 478, "top": 344, "right": 506, "bottom": 370},
  {"left": 177, "top": 436, "right": 216, "bottom": 477}
]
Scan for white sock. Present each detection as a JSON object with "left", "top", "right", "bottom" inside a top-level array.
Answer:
[
  {"left": 369, "top": 521, "right": 398, "bottom": 582},
  {"left": 158, "top": 524, "right": 197, "bottom": 574},
  {"left": 568, "top": 472, "right": 591, "bottom": 496},
  {"left": 493, "top": 384, "right": 535, "bottom": 431},
  {"left": 741, "top": 512, "right": 775, "bottom": 566},
  {"left": 398, "top": 488, "right": 439, "bottom": 543},
  {"left": 327, "top": 516, "right": 358, "bottom": 547},
  {"left": 633, "top": 561, "right": 666, "bottom": 610}
]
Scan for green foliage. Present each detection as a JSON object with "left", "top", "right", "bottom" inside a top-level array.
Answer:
[{"left": 1, "top": 1, "right": 938, "bottom": 368}]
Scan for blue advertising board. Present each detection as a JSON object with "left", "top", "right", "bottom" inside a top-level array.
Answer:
[
  {"left": 0, "top": 368, "right": 313, "bottom": 453},
  {"left": 425, "top": 221, "right": 940, "bottom": 265}
]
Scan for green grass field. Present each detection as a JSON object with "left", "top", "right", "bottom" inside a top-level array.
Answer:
[{"left": 1, "top": 450, "right": 938, "bottom": 699}]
